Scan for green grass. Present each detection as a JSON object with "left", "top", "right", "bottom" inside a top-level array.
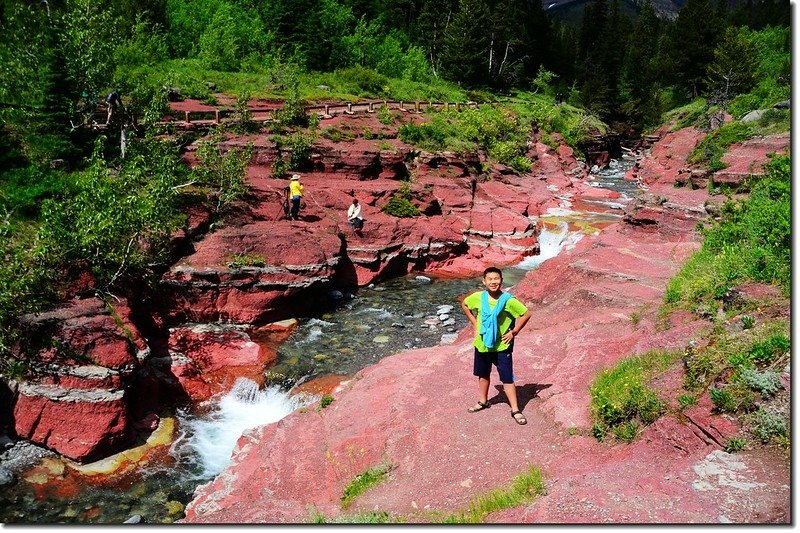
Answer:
[
  {"left": 589, "top": 349, "right": 682, "bottom": 441},
  {"left": 663, "top": 154, "right": 790, "bottom": 316},
  {"left": 663, "top": 97, "right": 708, "bottom": 131},
  {"left": 309, "top": 510, "right": 393, "bottom": 524},
  {"left": 340, "top": 462, "right": 392, "bottom": 509},
  {"left": 226, "top": 252, "right": 267, "bottom": 268},
  {"left": 439, "top": 465, "right": 545, "bottom": 523},
  {"left": 688, "top": 121, "right": 753, "bottom": 171}
]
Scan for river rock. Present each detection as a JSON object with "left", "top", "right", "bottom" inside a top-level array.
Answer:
[
  {"left": 439, "top": 333, "right": 459, "bottom": 345},
  {"left": 372, "top": 336, "right": 390, "bottom": 344},
  {"left": 415, "top": 276, "right": 432, "bottom": 283}
]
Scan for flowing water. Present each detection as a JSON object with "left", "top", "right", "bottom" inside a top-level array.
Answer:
[{"left": 0, "top": 160, "right": 637, "bottom": 524}]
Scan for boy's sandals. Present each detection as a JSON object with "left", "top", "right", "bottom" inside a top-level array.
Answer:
[
  {"left": 467, "top": 401, "right": 490, "bottom": 413},
  {"left": 511, "top": 410, "right": 527, "bottom": 425}
]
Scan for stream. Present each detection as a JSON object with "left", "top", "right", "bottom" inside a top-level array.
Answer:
[{"left": 0, "top": 159, "right": 635, "bottom": 524}]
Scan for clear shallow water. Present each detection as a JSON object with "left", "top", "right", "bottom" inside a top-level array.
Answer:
[{"left": 0, "top": 161, "right": 639, "bottom": 524}]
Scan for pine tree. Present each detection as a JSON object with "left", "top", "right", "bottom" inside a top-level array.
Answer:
[
  {"left": 668, "top": 0, "right": 723, "bottom": 98},
  {"left": 439, "top": 0, "right": 491, "bottom": 86}
]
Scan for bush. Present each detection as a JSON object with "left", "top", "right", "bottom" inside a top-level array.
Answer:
[
  {"left": 738, "top": 367, "right": 782, "bottom": 398},
  {"left": 724, "top": 437, "right": 746, "bottom": 453},
  {"left": 335, "top": 65, "right": 388, "bottom": 96},
  {"left": 589, "top": 350, "right": 680, "bottom": 441},
  {"left": 381, "top": 195, "right": 420, "bottom": 218},
  {"left": 750, "top": 408, "right": 787, "bottom": 443}
]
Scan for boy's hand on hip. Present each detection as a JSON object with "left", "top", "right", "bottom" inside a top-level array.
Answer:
[{"left": 502, "top": 331, "right": 515, "bottom": 343}]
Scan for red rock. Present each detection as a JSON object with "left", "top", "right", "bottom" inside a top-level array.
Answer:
[
  {"left": 168, "top": 324, "right": 279, "bottom": 402},
  {"left": 14, "top": 389, "right": 130, "bottom": 462}
]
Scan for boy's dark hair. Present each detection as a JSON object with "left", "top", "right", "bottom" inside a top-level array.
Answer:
[{"left": 483, "top": 266, "right": 502, "bottom": 278}]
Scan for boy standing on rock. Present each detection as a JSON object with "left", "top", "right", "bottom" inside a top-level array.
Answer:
[{"left": 460, "top": 267, "right": 531, "bottom": 425}]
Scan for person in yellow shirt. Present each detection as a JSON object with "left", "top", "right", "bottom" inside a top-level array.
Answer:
[{"left": 288, "top": 174, "right": 304, "bottom": 220}]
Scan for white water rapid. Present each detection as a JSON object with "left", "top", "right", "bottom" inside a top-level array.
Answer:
[{"left": 173, "top": 378, "right": 316, "bottom": 479}]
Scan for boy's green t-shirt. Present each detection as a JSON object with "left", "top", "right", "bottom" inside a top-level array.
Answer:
[{"left": 463, "top": 290, "right": 528, "bottom": 352}]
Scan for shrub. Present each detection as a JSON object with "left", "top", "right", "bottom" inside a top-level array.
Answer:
[
  {"left": 193, "top": 137, "right": 252, "bottom": 210},
  {"left": 612, "top": 420, "right": 640, "bottom": 443},
  {"left": 709, "top": 384, "right": 755, "bottom": 414},
  {"left": 590, "top": 350, "right": 680, "bottom": 441},
  {"left": 509, "top": 156, "right": 532, "bottom": 173},
  {"left": 377, "top": 105, "right": 395, "bottom": 125},
  {"left": 319, "top": 394, "right": 334, "bottom": 408},
  {"left": 227, "top": 252, "right": 267, "bottom": 268},
  {"left": 738, "top": 367, "right": 782, "bottom": 398},
  {"left": 724, "top": 437, "right": 746, "bottom": 453},
  {"left": 748, "top": 333, "right": 789, "bottom": 365},
  {"left": 335, "top": 65, "right": 388, "bottom": 96},
  {"left": 750, "top": 408, "right": 787, "bottom": 443},
  {"left": 381, "top": 196, "right": 420, "bottom": 218},
  {"left": 662, "top": 154, "right": 790, "bottom": 314}
]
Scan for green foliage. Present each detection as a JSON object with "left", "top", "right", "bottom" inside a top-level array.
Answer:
[
  {"left": 340, "top": 463, "right": 391, "bottom": 508},
  {"left": 0, "top": 166, "right": 71, "bottom": 219},
  {"left": 114, "top": 17, "right": 169, "bottom": 72},
  {"left": 749, "top": 408, "right": 787, "bottom": 443},
  {"left": 319, "top": 394, "right": 334, "bottom": 408},
  {"left": 532, "top": 67, "right": 556, "bottom": 95},
  {"left": 381, "top": 196, "right": 420, "bottom": 218},
  {"left": 724, "top": 437, "right": 746, "bottom": 453},
  {"left": 441, "top": 466, "right": 545, "bottom": 523},
  {"left": 590, "top": 349, "right": 680, "bottom": 441},
  {"left": 274, "top": 80, "right": 309, "bottom": 128},
  {"left": 60, "top": 0, "right": 123, "bottom": 98},
  {"left": 727, "top": 26, "right": 790, "bottom": 117},
  {"left": 612, "top": 420, "right": 640, "bottom": 443},
  {"left": 320, "top": 127, "right": 355, "bottom": 143},
  {"left": 706, "top": 26, "right": 758, "bottom": 105},
  {"left": 0, "top": 357, "right": 28, "bottom": 381},
  {"left": 663, "top": 154, "right": 789, "bottom": 313},
  {"left": 709, "top": 387, "right": 738, "bottom": 413},
  {"left": 278, "top": 131, "right": 315, "bottom": 171},
  {"left": 193, "top": 136, "right": 252, "bottom": 210},
  {"left": 377, "top": 105, "right": 395, "bottom": 125},
  {"left": 197, "top": 2, "right": 272, "bottom": 72},
  {"left": 228, "top": 92, "right": 257, "bottom": 134},
  {"left": 678, "top": 394, "right": 697, "bottom": 409},
  {"left": 38, "top": 137, "right": 188, "bottom": 289},
  {"left": 309, "top": 510, "right": 392, "bottom": 524},
  {"left": 740, "top": 315, "right": 755, "bottom": 330},
  {"left": 747, "top": 333, "right": 789, "bottom": 366},
  {"left": 738, "top": 367, "right": 782, "bottom": 398},
  {"left": 687, "top": 121, "right": 752, "bottom": 170},
  {"left": 333, "top": 66, "right": 389, "bottom": 97},
  {"left": 227, "top": 252, "right": 267, "bottom": 268}
]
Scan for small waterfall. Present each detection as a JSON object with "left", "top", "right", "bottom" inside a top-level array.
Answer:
[
  {"left": 173, "top": 378, "right": 315, "bottom": 480},
  {"left": 515, "top": 222, "right": 582, "bottom": 271}
]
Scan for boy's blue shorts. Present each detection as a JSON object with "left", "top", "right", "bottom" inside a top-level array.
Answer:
[{"left": 473, "top": 348, "right": 515, "bottom": 384}]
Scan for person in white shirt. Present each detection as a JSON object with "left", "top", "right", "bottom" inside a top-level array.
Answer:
[{"left": 347, "top": 198, "right": 364, "bottom": 233}]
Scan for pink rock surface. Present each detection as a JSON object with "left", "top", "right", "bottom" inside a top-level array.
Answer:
[
  {"left": 182, "top": 127, "right": 788, "bottom": 524},
  {"left": 183, "top": 213, "right": 788, "bottom": 524}
]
